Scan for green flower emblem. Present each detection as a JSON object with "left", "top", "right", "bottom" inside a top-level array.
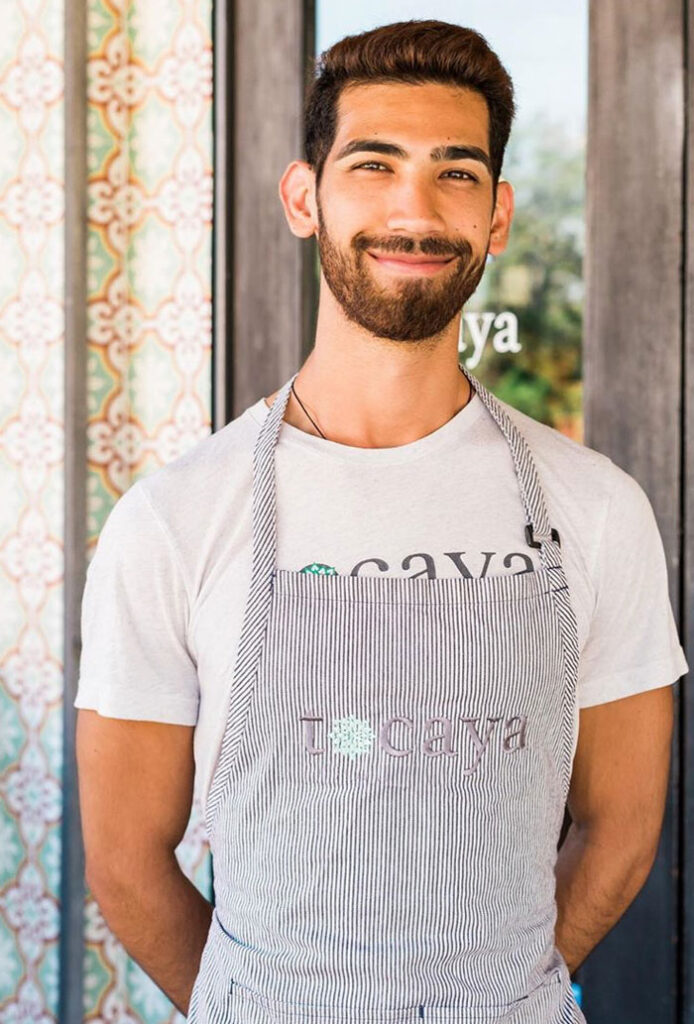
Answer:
[
  {"left": 300, "top": 562, "right": 338, "bottom": 576},
  {"left": 328, "top": 715, "right": 376, "bottom": 759}
]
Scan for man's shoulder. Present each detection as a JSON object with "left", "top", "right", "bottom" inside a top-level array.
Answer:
[
  {"left": 488, "top": 398, "right": 663, "bottom": 601},
  {"left": 493, "top": 396, "right": 657, "bottom": 553},
  {"left": 138, "top": 400, "right": 262, "bottom": 512},
  {"left": 102, "top": 400, "right": 266, "bottom": 578},
  {"left": 498, "top": 396, "right": 623, "bottom": 492}
]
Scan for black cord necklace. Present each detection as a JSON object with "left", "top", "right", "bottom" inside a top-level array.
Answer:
[{"left": 290, "top": 381, "right": 327, "bottom": 438}]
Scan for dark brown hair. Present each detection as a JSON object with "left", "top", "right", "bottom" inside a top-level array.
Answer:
[{"left": 304, "top": 19, "right": 516, "bottom": 201}]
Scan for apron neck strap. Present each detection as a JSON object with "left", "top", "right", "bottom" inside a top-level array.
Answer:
[
  {"left": 252, "top": 366, "right": 563, "bottom": 574},
  {"left": 457, "top": 363, "right": 562, "bottom": 570}
]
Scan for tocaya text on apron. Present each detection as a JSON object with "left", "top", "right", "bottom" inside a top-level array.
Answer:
[{"left": 186, "top": 364, "right": 587, "bottom": 1024}]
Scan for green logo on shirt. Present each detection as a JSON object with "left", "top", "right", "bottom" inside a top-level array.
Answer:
[{"left": 300, "top": 562, "right": 338, "bottom": 576}]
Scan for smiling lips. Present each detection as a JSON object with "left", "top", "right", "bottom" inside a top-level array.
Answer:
[{"left": 367, "top": 250, "right": 456, "bottom": 275}]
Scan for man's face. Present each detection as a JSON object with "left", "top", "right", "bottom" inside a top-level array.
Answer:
[{"left": 314, "top": 81, "right": 496, "bottom": 342}]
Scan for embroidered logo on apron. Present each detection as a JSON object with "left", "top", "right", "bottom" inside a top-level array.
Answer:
[
  {"left": 327, "top": 714, "right": 376, "bottom": 759},
  {"left": 302, "top": 713, "right": 528, "bottom": 771}
]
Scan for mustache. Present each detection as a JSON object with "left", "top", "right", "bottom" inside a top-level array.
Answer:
[{"left": 353, "top": 234, "right": 473, "bottom": 260}]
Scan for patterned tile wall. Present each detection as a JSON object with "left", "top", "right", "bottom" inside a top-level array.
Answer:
[{"left": 0, "top": 0, "right": 214, "bottom": 1019}]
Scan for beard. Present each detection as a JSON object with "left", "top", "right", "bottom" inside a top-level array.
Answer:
[{"left": 315, "top": 194, "right": 488, "bottom": 343}]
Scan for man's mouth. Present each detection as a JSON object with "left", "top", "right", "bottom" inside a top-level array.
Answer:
[{"left": 366, "top": 251, "right": 456, "bottom": 276}]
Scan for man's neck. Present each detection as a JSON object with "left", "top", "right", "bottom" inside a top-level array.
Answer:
[
  {"left": 261, "top": 286, "right": 472, "bottom": 447},
  {"left": 263, "top": 355, "right": 472, "bottom": 448}
]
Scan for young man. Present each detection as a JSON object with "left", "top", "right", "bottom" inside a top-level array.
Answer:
[{"left": 75, "top": 19, "right": 688, "bottom": 1024}]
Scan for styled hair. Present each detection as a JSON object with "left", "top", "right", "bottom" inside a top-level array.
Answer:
[{"left": 304, "top": 20, "right": 516, "bottom": 201}]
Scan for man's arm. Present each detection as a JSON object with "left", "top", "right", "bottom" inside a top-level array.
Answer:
[
  {"left": 75, "top": 709, "right": 211, "bottom": 1016},
  {"left": 554, "top": 684, "right": 674, "bottom": 974}
]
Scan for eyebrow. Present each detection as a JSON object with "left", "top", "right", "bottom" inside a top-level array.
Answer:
[{"left": 333, "top": 138, "right": 492, "bottom": 174}]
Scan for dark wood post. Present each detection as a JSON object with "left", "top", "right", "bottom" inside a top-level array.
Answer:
[{"left": 583, "top": 1, "right": 686, "bottom": 1020}]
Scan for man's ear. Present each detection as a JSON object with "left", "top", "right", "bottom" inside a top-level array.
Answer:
[
  {"left": 278, "top": 160, "right": 318, "bottom": 238},
  {"left": 487, "top": 179, "right": 515, "bottom": 258}
]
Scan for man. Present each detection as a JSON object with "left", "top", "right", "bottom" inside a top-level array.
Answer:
[{"left": 75, "top": 19, "right": 688, "bottom": 1024}]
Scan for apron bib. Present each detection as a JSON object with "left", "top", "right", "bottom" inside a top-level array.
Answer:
[{"left": 187, "top": 364, "right": 587, "bottom": 1023}]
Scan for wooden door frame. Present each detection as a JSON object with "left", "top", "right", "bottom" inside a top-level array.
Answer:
[
  {"left": 584, "top": 1, "right": 687, "bottom": 1021},
  {"left": 215, "top": 0, "right": 316, "bottom": 426}
]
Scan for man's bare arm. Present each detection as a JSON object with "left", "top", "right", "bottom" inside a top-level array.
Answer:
[
  {"left": 76, "top": 709, "right": 211, "bottom": 1016},
  {"left": 554, "top": 684, "right": 674, "bottom": 974}
]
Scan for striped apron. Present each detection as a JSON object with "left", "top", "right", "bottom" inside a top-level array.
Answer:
[{"left": 187, "top": 364, "right": 587, "bottom": 1023}]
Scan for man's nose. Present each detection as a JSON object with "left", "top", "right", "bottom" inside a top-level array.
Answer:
[{"left": 383, "top": 181, "right": 447, "bottom": 237}]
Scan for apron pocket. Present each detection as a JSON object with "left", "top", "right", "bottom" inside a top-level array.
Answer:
[
  {"left": 227, "top": 970, "right": 564, "bottom": 1024},
  {"left": 229, "top": 981, "right": 422, "bottom": 1022},
  {"left": 425, "top": 968, "right": 564, "bottom": 1021},
  {"left": 186, "top": 913, "right": 235, "bottom": 1023}
]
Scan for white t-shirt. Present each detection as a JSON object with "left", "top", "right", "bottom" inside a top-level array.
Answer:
[{"left": 74, "top": 389, "right": 689, "bottom": 818}]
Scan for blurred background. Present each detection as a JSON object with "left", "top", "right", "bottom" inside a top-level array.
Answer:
[{"left": 0, "top": 0, "right": 692, "bottom": 1021}]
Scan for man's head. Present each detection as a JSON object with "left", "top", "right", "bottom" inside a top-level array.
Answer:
[{"left": 279, "top": 20, "right": 516, "bottom": 343}]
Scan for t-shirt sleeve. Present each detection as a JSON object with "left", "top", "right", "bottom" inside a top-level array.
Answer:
[
  {"left": 73, "top": 479, "right": 200, "bottom": 724},
  {"left": 577, "top": 465, "right": 689, "bottom": 708}
]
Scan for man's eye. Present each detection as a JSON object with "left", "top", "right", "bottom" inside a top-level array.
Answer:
[
  {"left": 443, "top": 170, "right": 478, "bottom": 182},
  {"left": 352, "top": 163, "right": 478, "bottom": 182}
]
